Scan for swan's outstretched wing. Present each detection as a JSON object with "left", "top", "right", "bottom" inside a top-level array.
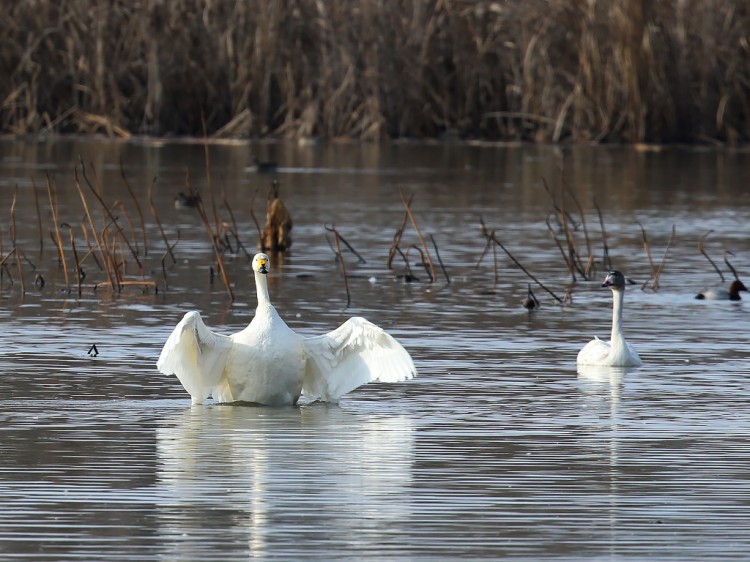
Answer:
[
  {"left": 302, "top": 317, "right": 416, "bottom": 402},
  {"left": 156, "top": 311, "right": 233, "bottom": 404}
]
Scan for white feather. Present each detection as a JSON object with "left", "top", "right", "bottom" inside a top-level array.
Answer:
[
  {"left": 302, "top": 317, "right": 417, "bottom": 402},
  {"left": 156, "top": 311, "right": 233, "bottom": 404}
]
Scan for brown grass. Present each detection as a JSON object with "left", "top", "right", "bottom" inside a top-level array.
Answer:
[{"left": 1, "top": 1, "right": 748, "bottom": 143}]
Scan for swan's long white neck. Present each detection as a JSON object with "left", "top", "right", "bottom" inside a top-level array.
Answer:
[
  {"left": 610, "top": 287, "right": 625, "bottom": 344},
  {"left": 255, "top": 271, "right": 271, "bottom": 308}
]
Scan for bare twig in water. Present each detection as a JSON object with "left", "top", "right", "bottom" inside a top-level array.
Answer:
[
  {"left": 406, "top": 244, "right": 433, "bottom": 281},
  {"left": 161, "top": 230, "right": 181, "bottom": 289},
  {"left": 475, "top": 231, "right": 493, "bottom": 268},
  {"left": 148, "top": 178, "right": 176, "bottom": 265},
  {"left": 593, "top": 197, "right": 611, "bottom": 271},
  {"left": 635, "top": 220, "right": 657, "bottom": 286},
  {"left": 14, "top": 244, "right": 25, "bottom": 295},
  {"left": 545, "top": 213, "right": 573, "bottom": 281},
  {"left": 31, "top": 177, "right": 44, "bottom": 252},
  {"left": 475, "top": 218, "right": 498, "bottom": 284},
  {"left": 562, "top": 177, "right": 593, "bottom": 276},
  {"left": 324, "top": 224, "right": 366, "bottom": 264},
  {"left": 492, "top": 234, "right": 499, "bottom": 286},
  {"left": 388, "top": 193, "right": 413, "bottom": 269},
  {"left": 119, "top": 157, "right": 148, "bottom": 256},
  {"left": 111, "top": 201, "right": 139, "bottom": 256},
  {"left": 724, "top": 251, "right": 740, "bottom": 281},
  {"left": 650, "top": 224, "right": 676, "bottom": 291},
  {"left": 430, "top": 234, "right": 450, "bottom": 284},
  {"left": 63, "top": 224, "right": 83, "bottom": 297},
  {"left": 194, "top": 195, "right": 234, "bottom": 301},
  {"left": 698, "top": 230, "right": 725, "bottom": 282},
  {"left": 540, "top": 178, "right": 580, "bottom": 230},
  {"left": 76, "top": 167, "right": 116, "bottom": 289},
  {"left": 201, "top": 115, "right": 221, "bottom": 239},
  {"left": 399, "top": 190, "right": 436, "bottom": 282},
  {"left": 395, "top": 246, "right": 419, "bottom": 282},
  {"left": 10, "top": 186, "right": 18, "bottom": 246},
  {"left": 221, "top": 187, "right": 252, "bottom": 259},
  {"left": 489, "top": 231, "right": 563, "bottom": 303},
  {"left": 47, "top": 174, "right": 70, "bottom": 292},
  {"left": 542, "top": 177, "right": 586, "bottom": 280},
  {"left": 327, "top": 224, "right": 351, "bottom": 307},
  {"left": 79, "top": 159, "right": 144, "bottom": 276},
  {"left": 78, "top": 220, "right": 104, "bottom": 271},
  {"left": 0, "top": 247, "right": 17, "bottom": 268},
  {"left": 523, "top": 283, "right": 541, "bottom": 310}
]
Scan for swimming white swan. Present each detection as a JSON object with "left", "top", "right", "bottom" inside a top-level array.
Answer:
[
  {"left": 695, "top": 279, "right": 747, "bottom": 301},
  {"left": 157, "top": 253, "right": 417, "bottom": 405},
  {"left": 577, "top": 270, "right": 642, "bottom": 367}
]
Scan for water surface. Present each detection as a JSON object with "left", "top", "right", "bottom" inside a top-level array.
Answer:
[{"left": 0, "top": 139, "right": 749, "bottom": 560}]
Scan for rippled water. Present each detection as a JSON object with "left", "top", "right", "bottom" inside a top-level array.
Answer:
[{"left": 1, "top": 139, "right": 749, "bottom": 560}]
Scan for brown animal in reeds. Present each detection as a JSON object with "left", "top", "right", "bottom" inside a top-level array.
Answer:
[{"left": 261, "top": 181, "right": 292, "bottom": 251}]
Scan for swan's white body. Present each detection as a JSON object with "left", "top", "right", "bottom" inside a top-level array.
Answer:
[
  {"left": 577, "top": 271, "right": 642, "bottom": 368},
  {"left": 157, "top": 254, "right": 416, "bottom": 405}
]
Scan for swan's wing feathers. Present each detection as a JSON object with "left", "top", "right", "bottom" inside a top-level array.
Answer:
[
  {"left": 302, "top": 317, "right": 416, "bottom": 402},
  {"left": 156, "top": 311, "right": 233, "bottom": 403},
  {"left": 576, "top": 336, "right": 611, "bottom": 365}
]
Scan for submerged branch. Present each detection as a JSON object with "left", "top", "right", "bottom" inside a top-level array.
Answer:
[{"left": 698, "top": 230, "right": 725, "bottom": 282}]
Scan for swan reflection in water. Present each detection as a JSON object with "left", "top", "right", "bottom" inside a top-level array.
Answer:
[
  {"left": 576, "top": 364, "right": 635, "bottom": 557},
  {"left": 155, "top": 404, "right": 414, "bottom": 558}
]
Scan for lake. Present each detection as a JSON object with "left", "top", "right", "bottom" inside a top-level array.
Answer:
[{"left": 0, "top": 138, "right": 749, "bottom": 560}]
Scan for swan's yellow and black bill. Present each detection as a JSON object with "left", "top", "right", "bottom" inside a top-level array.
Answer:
[{"left": 258, "top": 260, "right": 268, "bottom": 274}]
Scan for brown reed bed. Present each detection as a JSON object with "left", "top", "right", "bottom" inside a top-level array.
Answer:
[{"left": 1, "top": 1, "right": 748, "bottom": 144}]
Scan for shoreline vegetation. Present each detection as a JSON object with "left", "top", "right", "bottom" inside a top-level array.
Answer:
[{"left": 1, "top": 1, "right": 749, "bottom": 144}]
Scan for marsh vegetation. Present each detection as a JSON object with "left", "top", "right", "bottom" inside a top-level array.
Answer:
[{"left": 2, "top": 0, "right": 749, "bottom": 143}]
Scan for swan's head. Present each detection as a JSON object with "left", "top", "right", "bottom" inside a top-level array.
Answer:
[
  {"left": 602, "top": 270, "right": 625, "bottom": 290},
  {"left": 253, "top": 253, "right": 270, "bottom": 275}
]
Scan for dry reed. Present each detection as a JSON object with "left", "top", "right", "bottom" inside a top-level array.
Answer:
[
  {"left": 489, "top": 231, "right": 563, "bottom": 304},
  {"left": 650, "top": 225, "right": 676, "bottom": 291},
  {"left": 698, "top": 230, "right": 725, "bottom": 281},
  {"left": 478, "top": 216, "right": 563, "bottom": 304},
  {"left": 6, "top": 1, "right": 745, "bottom": 143},
  {"left": 397, "top": 191, "right": 436, "bottom": 282},
  {"left": 635, "top": 220, "right": 657, "bottom": 281},
  {"left": 325, "top": 224, "right": 351, "bottom": 308},
  {"left": 148, "top": 179, "right": 176, "bottom": 265},
  {"left": 429, "top": 235, "right": 450, "bottom": 285},
  {"left": 46, "top": 174, "right": 70, "bottom": 291},
  {"left": 119, "top": 158, "right": 148, "bottom": 256},
  {"left": 724, "top": 252, "right": 741, "bottom": 281},
  {"left": 593, "top": 198, "right": 612, "bottom": 271},
  {"left": 31, "top": 178, "right": 44, "bottom": 251}
]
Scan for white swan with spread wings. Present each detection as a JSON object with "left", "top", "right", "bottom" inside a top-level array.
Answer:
[{"left": 157, "top": 253, "right": 416, "bottom": 405}]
